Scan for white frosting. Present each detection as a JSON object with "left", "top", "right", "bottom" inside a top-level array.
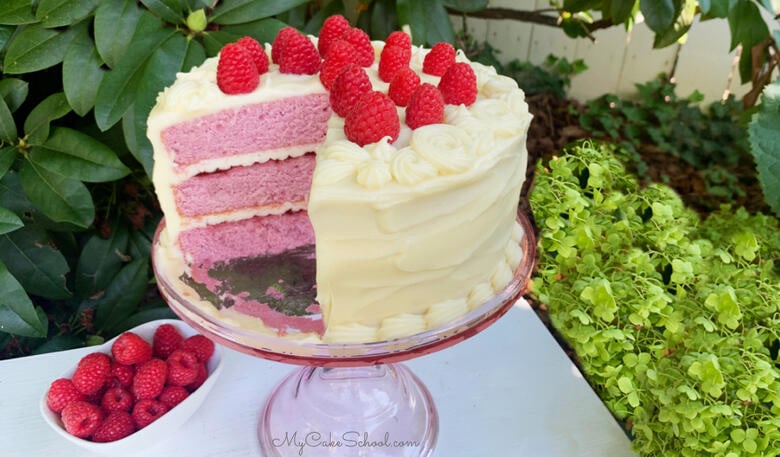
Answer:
[{"left": 148, "top": 36, "right": 532, "bottom": 344}]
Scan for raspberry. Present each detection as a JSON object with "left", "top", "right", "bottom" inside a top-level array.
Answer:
[
  {"left": 132, "top": 399, "right": 169, "bottom": 429},
  {"left": 46, "top": 378, "right": 86, "bottom": 414},
  {"left": 406, "top": 83, "right": 444, "bottom": 129},
  {"left": 388, "top": 67, "right": 421, "bottom": 107},
  {"left": 423, "top": 42, "right": 456, "bottom": 76},
  {"left": 330, "top": 64, "right": 372, "bottom": 117},
  {"left": 272, "top": 26, "right": 298, "bottom": 64},
  {"left": 318, "top": 14, "right": 351, "bottom": 57},
  {"left": 152, "top": 323, "right": 183, "bottom": 359},
  {"left": 378, "top": 44, "right": 411, "bottom": 83},
  {"left": 236, "top": 36, "right": 269, "bottom": 74},
  {"left": 92, "top": 410, "right": 136, "bottom": 443},
  {"left": 181, "top": 334, "right": 215, "bottom": 363},
  {"left": 187, "top": 363, "right": 209, "bottom": 391},
  {"left": 438, "top": 62, "right": 477, "bottom": 106},
  {"left": 61, "top": 401, "right": 104, "bottom": 439},
  {"left": 385, "top": 31, "right": 411, "bottom": 51},
  {"left": 72, "top": 352, "right": 111, "bottom": 396},
  {"left": 216, "top": 43, "right": 259, "bottom": 94},
  {"left": 132, "top": 358, "right": 167, "bottom": 400},
  {"left": 101, "top": 387, "right": 134, "bottom": 413},
  {"left": 111, "top": 332, "right": 152, "bottom": 366},
  {"left": 342, "top": 27, "right": 374, "bottom": 67},
  {"left": 166, "top": 349, "right": 200, "bottom": 387},
  {"left": 279, "top": 31, "right": 321, "bottom": 75},
  {"left": 319, "top": 40, "right": 357, "bottom": 90},
  {"left": 344, "top": 91, "right": 400, "bottom": 146},
  {"left": 109, "top": 361, "right": 134, "bottom": 388},
  {"left": 159, "top": 386, "right": 190, "bottom": 408}
]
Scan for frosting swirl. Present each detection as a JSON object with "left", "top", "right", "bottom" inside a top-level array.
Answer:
[{"left": 410, "top": 124, "right": 475, "bottom": 174}]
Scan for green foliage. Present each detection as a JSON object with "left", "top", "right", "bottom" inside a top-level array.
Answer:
[
  {"left": 748, "top": 78, "right": 780, "bottom": 217},
  {"left": 530, "top": 141, "right": 780, "bottom": 457},
  {"left": 501, "top": 54, "right": 587, "bottom": 98},
  {"left": 578, "top": 77, "right": 751, "bottom": 204},
  {"left": 559, "top": 0, "right": 776, "bottom": 86}
]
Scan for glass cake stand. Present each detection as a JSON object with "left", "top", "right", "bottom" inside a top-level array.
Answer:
[{"left": 151, "top": 210, "right": 536, "bottom": 457}]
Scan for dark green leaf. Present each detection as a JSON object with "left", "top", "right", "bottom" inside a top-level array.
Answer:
[
  {"left": 181, "top": 36, "right": 206, "bottom": 72},
  {"left": 442, "top": 0, "right": 488, "bottom": 12},
  {"left": 18, "top": 159, "right": 94, "bottom": 228},
  {"left": 563, "top": 0, "right": 602, "bottom": 12},
  {"left": 75, "top": 224, "right": 129, "bottom": 298},
  {"left": 94, "top": 0, "right": 143, "bottom": 68},
  {"left": 128, "top": 226, "right": 154, "bottom": 261},
  {"left": 396, "top": 0, "right": 426, "bottom": 45},
  {"left": 0, "top": 260, "right": 47, "bottom": 337},
  {"left": 0, "top": 25, "right": 14, "bottom": 49},
  {"left": 94, "top": 12, "right": 175, "bottom": 131},
  {"left": 0, "top": 0, "right": 38, "bottom": 25},
  {"left": 421, "top": 0, "right": 456, "bottom": 44},
  {"left": 210, "top": 0, "right": 310, "bottom": 25},
  {"left": 186, "top": 0, "right": 212, "bottom": 9},
  {"left": 748, "top": 80, "right": 780, "bottom": 217},
  {"left": 140, "top": 0, "right": 186, "bottom": 24},
  {"left": 606, "top": 0, "right": 637, "bottom": 24},
  {"left": 699, "top": 0, "right": 730, "bottom": 18},
  {"left": 0, "top": 97, "right": 17, "bottom": 143},
  {"left": 727, "top": 0, "right": 769, "bottom": 52},
  {"left": 639, "top": 0, "right": 676, "bottom": 32},
  {"left": 0, "top": 171, "right": 81, "bottom": 231},
  {"left": 369, "top": 0, "right": 399, "bottom": 40},
  {"left": 0, "top": 206, "right": 23, "bottom": 235},
  {"left": 32, "top": 334, "right": 84, "bottom": 354},
  {"left": 222, "top": 18, "right": 290, "bottom": 44},
  {"left": 29, "top": 127, "right": 131, "bottom": 182},
  {"left": 114, "top": 306, "right": 176, "bottom": 334},
  {"left": 125, "top": 33, "right": 189, "bottom": 176},
  {"left": 0, "top": 146, "right": 16, "bottom": 179},
  {"left": 302, "top": 0, "right": 344, "bottom": 35},
  {"left": 94, "top": 258, "right": 148, "bottom": 333},
  {"left": 63, "top": 22, "right": 105, "bottom": 116},
  {"left": 202, "top": 30, "right": 244, "bottom": 55},
  {"left": 0, "top": 78, "right": 29, "bottom": 112},
  {"left": 2, "top": 23, "right": 79, "bottom": 74},
  {"left": 652, "top": 0, "right": 695, "bottom": 48},
  {"left": 23, "top": 92, "right": 72, "bottom": 145},
  {"left": 36, "top": 0, "right": 99, "bottom": 28},
  {"left": 0, "top": 226, "right": 71, "bottom": 300}
]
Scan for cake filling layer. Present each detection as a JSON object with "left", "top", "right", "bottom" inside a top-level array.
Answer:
[
  {"left": 179, "top": 211, "right": 314, "bottom": 265},
  {"left": 162, "top": 94, "right": 330, "bottom": 166},
  {"left": 173, "top": 154, "right": 315, "bottom": 217}
]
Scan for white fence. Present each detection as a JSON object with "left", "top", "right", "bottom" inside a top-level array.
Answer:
[{"left": 462, "top": 0, "right": 754, "bottom": 104}]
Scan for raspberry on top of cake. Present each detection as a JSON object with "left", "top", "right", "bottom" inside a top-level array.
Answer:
[{"left": 148, "top": 17, "right": 531, "bottom": 344}]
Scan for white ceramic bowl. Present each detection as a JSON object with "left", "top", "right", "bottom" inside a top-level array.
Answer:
[{"left": 40, "top": 319, "right": 224, "bottom": 455}]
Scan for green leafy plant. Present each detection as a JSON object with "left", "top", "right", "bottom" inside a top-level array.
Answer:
[
  {"left": 748, "top": 78, "right": 780, "bottom": 217},
  {"left": 577, "top": 76, "right": 753, "bottom": 207},
  {"left": 453, "top": 1, "right": 779, "bottom": 106},
  {"left": 529, "top": 141, "right": 780, "bottom": 457}
]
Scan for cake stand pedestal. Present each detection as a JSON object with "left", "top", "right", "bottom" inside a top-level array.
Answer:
[{"left": 152, "top": 211, "right": 535, "bottom": 457}]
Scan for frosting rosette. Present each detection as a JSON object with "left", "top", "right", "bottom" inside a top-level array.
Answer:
[
  {"left": 391, "top": 146, "right": 439, "bottom": 185},
  {"left": 410, "top": 124, "right": 476, "bottom": 174}
]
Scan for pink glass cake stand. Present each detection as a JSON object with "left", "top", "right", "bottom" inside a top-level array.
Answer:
[{"left": 152, "top": 210, "right": 536, "bottom": 457}]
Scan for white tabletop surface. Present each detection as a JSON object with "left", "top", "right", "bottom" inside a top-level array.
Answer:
[{"left": 0, "top": 298, "right": 637, "bottom": 457}]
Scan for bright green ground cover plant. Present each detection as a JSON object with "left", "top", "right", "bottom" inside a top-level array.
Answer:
[{"left": 529, "top": 141, "right": 780, "bottom": 456}]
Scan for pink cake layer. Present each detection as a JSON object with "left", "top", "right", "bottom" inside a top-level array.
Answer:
[
  {"left": 179, "top": 211, "right": 314, "bottom": 265},
  {"left": 162, "top": 94, "right": 331, "bottom": 166},
  {"left": 174, "top": 153, "right": 315, "bottom": 217}
]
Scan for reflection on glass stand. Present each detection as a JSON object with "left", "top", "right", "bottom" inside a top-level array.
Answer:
[{"left": 152, "top": 211, "right": 535, "bottom": 457}]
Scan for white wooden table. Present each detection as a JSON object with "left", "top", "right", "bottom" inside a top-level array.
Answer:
[{"left": 0, "top": 299, "right": 637, "bottom": 457}]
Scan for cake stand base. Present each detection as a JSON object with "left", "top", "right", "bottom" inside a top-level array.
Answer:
[{"left": 258, "top": 364, "right": 438, "bottom": 457}]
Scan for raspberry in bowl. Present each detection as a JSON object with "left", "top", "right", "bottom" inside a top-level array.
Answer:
[{"left": 39, "top": 319, "right": 223, "bottom": 455}]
